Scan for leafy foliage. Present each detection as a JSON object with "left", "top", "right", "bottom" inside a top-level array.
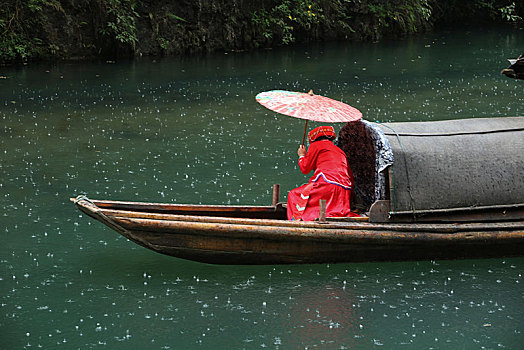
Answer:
[
  {"left": 0, "top": 0, "right": 51, "bottom": 61},
  {"left": 0, "top": 0, "right": 522, "bottom": 62},
  {"left": 368, "top": 0, "right": 432, "bottom": 32},
  {"left": 499, "top": 2, "right": 523, "bottom": 22},
  {"left": 252, "top": 0, "right": 324, "bottom": 45},
  {"left": 0, "top": 0, "right": 141, "bottom": 62},
  {"left": 251, "top": 0, "right": 436, "bottom": 46},
  {"left": 99, "top": 0, "right": 140, "bottom": 48}
]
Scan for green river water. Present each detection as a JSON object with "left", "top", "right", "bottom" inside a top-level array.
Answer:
[{"left": 1, "top": 27, "right": 523, "bottom": 349}]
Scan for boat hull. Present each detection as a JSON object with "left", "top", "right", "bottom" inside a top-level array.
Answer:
[
  {"left": 118, "top": 220, "right": 524, "bottom": 264},
  {"left": 73, "top": 198, "right": 524, "bottom": 265}
]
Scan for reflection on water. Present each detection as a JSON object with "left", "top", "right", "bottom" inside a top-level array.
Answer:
[{"left": 1, "top": 28, "right": 523, "bottom": 349}]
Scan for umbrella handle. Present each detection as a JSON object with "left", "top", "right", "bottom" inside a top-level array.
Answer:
[
  {"left": 300, "top": 91, "right": 314, "bottom": 145},
  {"left": 301, "top": 120, "right": 308, "bottom": 146}
]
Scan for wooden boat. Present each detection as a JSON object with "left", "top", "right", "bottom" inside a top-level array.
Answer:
[
  {"left": 501, "top": 53, "right": 524, "bottom": 80},
  {"left": 72, "top": 117, "right": 524, "bottom": 264}
]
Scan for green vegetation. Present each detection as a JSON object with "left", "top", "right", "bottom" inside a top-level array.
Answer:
[
  {"left": 499, "top": 2, "right": 523, "bottom": 22},
  {"left": 99, "top": 0, "right": 140, "bottom": 49},
  {"left": 249, "top": 0, "right": 522, "bottom": 46},
  {"left": 367, "top": 0, "right": 432, "bottom": 33},
  {"left": 252, "top": 0, "right": 324, "bottom": 45},
  {"left": 1, "top": 0, "right": 522, "bottom": 63},
  {"left": 0, "top": 0, "right": 55, "bottom": 60},
  {"left": 1, "top": 0, "right": 142, "bottom": 62}
]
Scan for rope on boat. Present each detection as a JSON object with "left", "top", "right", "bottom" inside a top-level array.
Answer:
[
  {"left": 74, "top": 194, "right": 95, "bottom": 205},
  {"left": 74, "top": 194, "right": 136, "bottom": 239}
]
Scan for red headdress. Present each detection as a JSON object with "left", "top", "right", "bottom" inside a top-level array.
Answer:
[{"left": 308, "top": 126, "right": 335, "bottom": 143}]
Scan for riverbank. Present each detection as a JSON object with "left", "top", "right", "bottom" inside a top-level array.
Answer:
[{"left": 1, "top": 0, "right": 522, "bottom": 63}]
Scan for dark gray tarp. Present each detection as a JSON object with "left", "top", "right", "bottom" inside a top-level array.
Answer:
[{"left": 376, "top": 117, "right": 524, "bottom": 213}]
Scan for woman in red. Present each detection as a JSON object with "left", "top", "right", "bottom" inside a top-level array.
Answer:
[{"left": 287, "top": 126, "right": 356, "bottom": 221}]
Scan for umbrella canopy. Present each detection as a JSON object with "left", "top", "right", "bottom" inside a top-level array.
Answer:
[{"left": 256, "top": 90, "right": 362, "bottom": 123}]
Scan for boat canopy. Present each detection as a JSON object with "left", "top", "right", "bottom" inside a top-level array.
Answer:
[{"left": 338, "top": 117, "right": 524, "bottom": 217}]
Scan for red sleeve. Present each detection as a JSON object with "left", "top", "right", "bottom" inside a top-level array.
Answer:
[{"left": 298, "top": 142, "right": 319, "bottom": 174}]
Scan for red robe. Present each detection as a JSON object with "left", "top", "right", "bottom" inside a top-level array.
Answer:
[{"left": 287, "top": 140, "right": 355, "bottom": 221}]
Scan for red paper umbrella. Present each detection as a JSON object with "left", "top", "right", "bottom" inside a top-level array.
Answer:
[{"left": 256, "top": 90, "right": 362, "bottom": 144}]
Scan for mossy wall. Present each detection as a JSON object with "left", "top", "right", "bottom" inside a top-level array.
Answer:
[{"left": 1, "top": 0, "right": 522, "bottom": 63}]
